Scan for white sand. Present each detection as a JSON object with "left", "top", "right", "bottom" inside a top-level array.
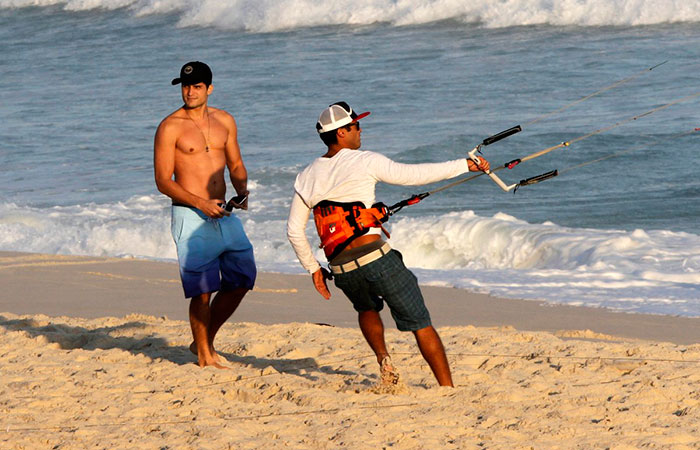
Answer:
[{"left": 2, "top": 313, "right": 699, "bottom": 449}]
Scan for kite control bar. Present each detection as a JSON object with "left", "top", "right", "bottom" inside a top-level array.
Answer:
[
  {"left": 388, "top": 125, "right": 557, "bottom": 213},
  {"left": 468, "top": 125, "right": 522, "bottom": 192},
  {"left": 469, "top": 125, "right": 558, "bottom": 193},
  {"left": 388, "top": 125, "right": 530, "bottom": 214},
  {"left": 381, "top": 63, "right": 686, "bottom": 214}
]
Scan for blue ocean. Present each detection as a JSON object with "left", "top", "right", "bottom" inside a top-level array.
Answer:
[{"left": 1, "top": 0, "right": 699, "bottom": 316}]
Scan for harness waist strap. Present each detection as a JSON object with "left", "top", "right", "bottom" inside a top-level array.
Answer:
[{"left": 329, "top": 243, "right": 392, "bottom": 275}]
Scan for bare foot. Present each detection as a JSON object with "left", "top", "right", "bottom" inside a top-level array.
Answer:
[
  {"left": 190, "top": 341, "right": 223, "bottom": 364},
  {"left": 197, "top": 359, "right": 230, "bottom": 369},
  {"left": 380, "top": 356, "right": 400, "bottom": 386}
]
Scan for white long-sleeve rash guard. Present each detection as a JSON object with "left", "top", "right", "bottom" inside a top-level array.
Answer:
[{"left": 286, "top": 148, "right": 471, "bottom": 274}]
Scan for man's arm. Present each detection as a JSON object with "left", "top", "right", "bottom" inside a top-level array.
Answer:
[
  {"left": 153, "top": 118, "right": 228, "bottom": 218},
  {"left": 367, "top": 152, "right": 489, "bottom": 186},
  {"left": 287, "top": 193, "right": 330, "bottom": 299},
  {"left": 222, "top": 112, "right": 249, "bottom": 209}
]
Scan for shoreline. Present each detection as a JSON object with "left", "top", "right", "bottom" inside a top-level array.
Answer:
[{"left": 1, "top": 250, "right": 698, "bottom": 344}]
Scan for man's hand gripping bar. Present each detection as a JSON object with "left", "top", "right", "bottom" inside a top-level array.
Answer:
[{"left": 468, "top": 125, "right": 522, "bottom": 192}]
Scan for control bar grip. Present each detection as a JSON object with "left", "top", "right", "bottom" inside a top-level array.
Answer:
[
  {"left": 518, "top": 169, "right": 559, "bottom": 187},
  {"left": 482, "top": 125, "right": 522, "bottom": 146}
]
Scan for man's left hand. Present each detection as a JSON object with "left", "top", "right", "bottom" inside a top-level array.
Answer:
[
  {"left": 229, "top": 191, "right": 249, "bottom": 210},
  {"left": 312, "top": 268, "right": 332, "bottom": 299}
]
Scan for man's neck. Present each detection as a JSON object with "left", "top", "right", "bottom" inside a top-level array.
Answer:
[
  {"left": 323, "top": 144, "right": 353, "bottom": 158},
  {"left": 183, "top": 104, "right": 208, "bottom": 119}
]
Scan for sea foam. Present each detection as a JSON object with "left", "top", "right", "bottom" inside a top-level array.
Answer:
[
  {"left": 2, "top": 195, "right": 699, "bottom": 315},
  {"left": 3, "top": 0, "right": 699, "bottom": 31}
]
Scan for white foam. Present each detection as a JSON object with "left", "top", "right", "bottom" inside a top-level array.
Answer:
[
  {"left": 387, "top": 211, "right": 700, "bottom": 315},
  {"left": 3, "top": 197, "right": 698, "bottom": 315},
  {"left": 3, "top": 0, "right": 699, "bottom": 30},
  {"left": 0, "top": 196, "right": 176, "bottom": 260},
  {"left": 389, "top": 211, "right": 700, "bottom": 275},
  {"left": 0, "top": 192, "right": 308, "bottom": 271}
]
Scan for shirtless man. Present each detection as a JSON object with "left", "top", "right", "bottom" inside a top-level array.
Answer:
[{"left": 154, "top": 61, "right": 256, "bottom": 368}]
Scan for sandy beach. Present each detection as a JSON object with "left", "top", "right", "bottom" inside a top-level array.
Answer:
[{"left": 1, "top": 251, "right": 699, "bottom": 449}]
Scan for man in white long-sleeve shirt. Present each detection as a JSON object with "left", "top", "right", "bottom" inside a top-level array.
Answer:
[{"left": 287, "top": 102, "right": 490, "bottom": 387}]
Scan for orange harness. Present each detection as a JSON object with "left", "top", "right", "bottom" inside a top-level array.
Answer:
[{"left": 313, "top": 201, "right": 390, "bottom": 261}]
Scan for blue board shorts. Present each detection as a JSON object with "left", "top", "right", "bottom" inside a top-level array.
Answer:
[
  {"left": 332, "top": 250, "right": 431, "bottom": 332},
  {"left": 171, "top": 205, "right": 256, "bottom": 298}
]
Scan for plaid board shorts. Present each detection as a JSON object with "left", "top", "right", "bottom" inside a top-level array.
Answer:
[{"left": 332, "top": 249, "right": 431, "bottom": 332}]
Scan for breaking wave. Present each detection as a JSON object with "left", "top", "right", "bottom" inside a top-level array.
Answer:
[
  {"left": 3, "top": 197, "right": 700, "bottom": 315},
  {"left": 3, "top": 0, "right": 699, "bottom": 32}
]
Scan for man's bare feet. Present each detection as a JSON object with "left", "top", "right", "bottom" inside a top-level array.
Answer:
[
  {"left": 198, "top": 359, "right": 229, "bottom": 369},
  {"left": 379, "top": 356, "right": 400, "bottom": 385},
  {"left": 190, "top": 341, "right": 225, "bottom": 368}
]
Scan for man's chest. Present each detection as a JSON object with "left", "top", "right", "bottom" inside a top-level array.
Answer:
[{"left": 176, "top": 122, "right": 228, "bottom": 154}]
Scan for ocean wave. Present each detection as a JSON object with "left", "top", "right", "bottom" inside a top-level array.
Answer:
[
  {"left": 389, "top": 211, "right": 700, "bottom": 273},
  {"left": 0, "top": 196, "right": 176, "bottom": 260},
  {"left": 2, "top": 197, "right": 698, "bottom": 275},
  {"left": 2, "top": 198, "right": 699, "bottom": 315},
  {"left": 3, "top": 0, "right": 699, "bottom": 31},
  {"left": 0, "top": 194, "right": 307, "bottom": 268}
]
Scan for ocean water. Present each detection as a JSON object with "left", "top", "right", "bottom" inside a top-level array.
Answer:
[{"left": 1, "top": 0, "right": 699, "bottom": 316}]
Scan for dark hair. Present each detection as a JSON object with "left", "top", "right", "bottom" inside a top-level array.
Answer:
[
  {"left": 318, "top": 124, "right": 355, "bottom": 147},
  {"left": 182, "top": 80, "right": 212, "bottom": 88},
  {"left": 318, "top": 129, "right": 338, "bottom": 146}
]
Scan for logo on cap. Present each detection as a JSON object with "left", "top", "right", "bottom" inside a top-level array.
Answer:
[{"left": 171, "top": 61, "right": 213, "bottom": 86}]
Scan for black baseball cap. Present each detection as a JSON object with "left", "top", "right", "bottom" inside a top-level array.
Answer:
[{"left": 171, "top": 61, "right": 212, "bottom": 86}]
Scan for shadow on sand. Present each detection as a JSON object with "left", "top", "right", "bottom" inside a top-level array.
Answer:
[{"left": 0, "top": 315, "right": 359, "bottom": 382}]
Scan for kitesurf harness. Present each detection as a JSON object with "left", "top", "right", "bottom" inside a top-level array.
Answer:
[{"left": 313, "top": 200, "right": 390, "bottom": 261}]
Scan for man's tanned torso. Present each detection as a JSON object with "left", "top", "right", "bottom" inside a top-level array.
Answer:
[
  {"left": 159, "top": 107, "right": 233, "bottom": 201},
  {"left": 154, "top": 81, "right": 247, "bottom": 220}
]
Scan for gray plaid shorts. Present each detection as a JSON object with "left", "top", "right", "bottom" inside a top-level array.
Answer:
[{"left": 332, "top": 249, "right": 432, "bottom": 331}]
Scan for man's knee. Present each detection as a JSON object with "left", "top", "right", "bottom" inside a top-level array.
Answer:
[
  {"left": 215, "top": 287, "right": 250, "bottom": 304},
  {"left": 412, "top": 325, "right": 440, "bottom": 340},
  {"left": 190, "top": 293, "right": 212, "bottom": 305}
]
